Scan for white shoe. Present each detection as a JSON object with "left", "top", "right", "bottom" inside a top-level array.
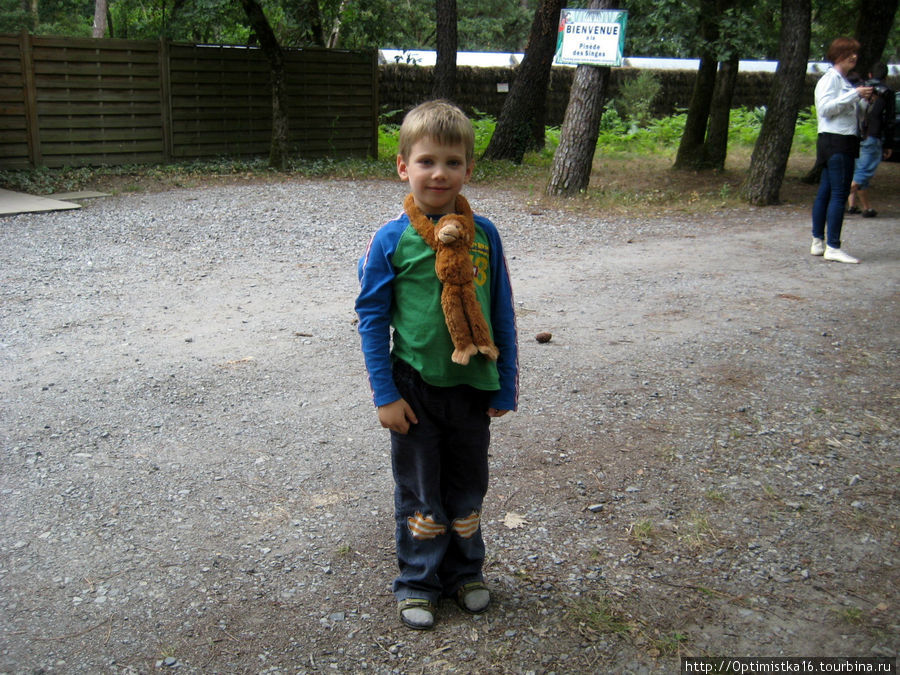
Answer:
[
  {"left": 824, "top": 246, "right": 859, "bottom": 264},
  {"left": 810, "top": 238, "right": 825, "bottom": 256}
]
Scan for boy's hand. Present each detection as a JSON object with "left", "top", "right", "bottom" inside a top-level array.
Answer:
[
  {"left": 488, "top": 408, "right": 510, "bottom": 418},
  {"left": 378, "top": 398, "right": 418, "bottom": 434}
]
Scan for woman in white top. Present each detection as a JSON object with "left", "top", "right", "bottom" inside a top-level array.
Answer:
[{"left": 810, "top": 37, "right": 873, "bottom": 264}]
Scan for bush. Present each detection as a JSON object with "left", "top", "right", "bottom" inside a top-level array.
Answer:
[{"left": 614, "top": 71, "right": 662, "bottom": 130}]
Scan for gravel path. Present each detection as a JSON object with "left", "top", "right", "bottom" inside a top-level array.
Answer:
[{"left": 1, "top": 180, "right": 898, "bottom": 674}]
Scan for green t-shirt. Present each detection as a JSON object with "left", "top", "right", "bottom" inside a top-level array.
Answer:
[{"left": 390, "top": 221, "right": 500, "bottom": 392}]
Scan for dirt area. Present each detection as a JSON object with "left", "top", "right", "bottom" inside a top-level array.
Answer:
[{"left": 1, "top": 173, "right": 898, "bottom": 674}]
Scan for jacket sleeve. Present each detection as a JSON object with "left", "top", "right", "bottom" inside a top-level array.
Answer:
[
  {"left": 355, "top": 223, "right": 402, "bottom": 407},
  {"left": 482, "top": 218, "right": 519, "bottom": 411},
  {"left": 815, "top": 69, "right": 858, "bottom": 121}
]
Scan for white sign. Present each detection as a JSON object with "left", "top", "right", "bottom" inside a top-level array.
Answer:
[{"left": 554, "top": 9, "right": 628, "bottom": 67}]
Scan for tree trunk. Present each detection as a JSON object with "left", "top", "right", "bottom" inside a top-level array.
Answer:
[
  {"left": 673, "top": 0, "right": 719, "bottom": 170},
  {"left": 92, "top": 0, "right": 107, "bottom": 37},
  {"left": 295, "top": 0, "right": 326, "bottom": 47},
  {"left": 741, "top": 0, "right": 811, "bottom": 205},
  {"left": 704, "top": 54, "right": 739, "bottom": 170},
  {"left": 546, "top": 63, "right": 610, "bottom": 196},
  {"left": 545, "top": 0, "right": 616, "bottom": 196},
  {"left": 482, "top": 0, "right": 563, "bottom": 163},
  {"left": 432, "top": 0, "right": 458, "bottom": 101},
  {"left": 238, "top": 0, "right": 290, "bottom": 170},
  {"left": 26, "top": 0, "right": 38, "bottom": 30},
  {"left": 854, "top": 0, "right": 898, "bottom": 78}
]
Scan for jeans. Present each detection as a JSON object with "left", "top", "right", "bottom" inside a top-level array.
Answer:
[
  {"left": 389, "top": 360, "right": 491, "bottom": 604},
  {"left": 852, "top": 136, "right": 883, "bottom": 189},
  {"left": 812, "top": 150, "right": 855, "bottom": 249}
]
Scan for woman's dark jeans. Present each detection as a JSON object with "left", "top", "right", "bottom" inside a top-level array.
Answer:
[{"left": 812, "top": 150, "right": 855, "bottom": 249}]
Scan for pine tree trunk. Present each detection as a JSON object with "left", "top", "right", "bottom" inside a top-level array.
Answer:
[
  {"left": 545, "top": 0, "right": 616, "bottom": 195},
  {"left": 741, "top": 0, "right": 811, "bottom": 205},
  {"left": 92, "top": 0, "right": 107, "bottom": 37},
  {"left": 673, "top": 0, "right": 719, "bottom": 170},
  {"left": 546, "top": 64, "right": 610, "bottom": 196},
  {"left": 704, "top": 55, "right": 739, "bottom": 170},
  {"left": 673, "top": 58, "right": 718, "bottom": 169},
  {"left": 482, "top": 0, "right": 563, "bottom": 163},
  {"left": 238, "top": 0, "right": 289, "bottom": 170},
  {"left": 433, "top": 0, "right": 458, "bottom": 101}
]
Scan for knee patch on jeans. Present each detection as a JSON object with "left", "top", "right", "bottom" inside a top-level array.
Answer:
[
  {"left": 451, "top": 511, "right": 481, "bottom": 539},
  {"left": 407, "top": 512, "right": 447, "bottom": 540}
]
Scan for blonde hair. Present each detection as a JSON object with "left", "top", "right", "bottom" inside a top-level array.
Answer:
[{"left": 398, "top": 100, "right": 475, "bottom": 163}]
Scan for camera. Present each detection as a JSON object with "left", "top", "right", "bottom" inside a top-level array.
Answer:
[{"left": 864, "top": 78, "right": 890, "bottom": 96}]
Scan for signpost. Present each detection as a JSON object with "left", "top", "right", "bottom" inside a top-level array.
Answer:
[{"left": 554, "top": 8, "right": 628, "bottom": 67}]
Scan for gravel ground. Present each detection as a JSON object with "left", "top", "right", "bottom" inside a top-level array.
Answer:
[{"left": 1, "top": 179, "right": 898, "bottom": 674}]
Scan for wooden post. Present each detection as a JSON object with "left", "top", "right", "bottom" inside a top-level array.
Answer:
[
  {"left": 159, "top": 37, "right": 173, "bottom": 163},
  {"left": 19, "top": 29, "right": 41, "bottom": 168}
]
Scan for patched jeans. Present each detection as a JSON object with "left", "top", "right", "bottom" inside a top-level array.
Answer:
[
  {"left": 389, "top": 359, "right": 491, "bottom": 604},
  {"left": 812, "top": 150, "right": 855, "bottom": 249}
]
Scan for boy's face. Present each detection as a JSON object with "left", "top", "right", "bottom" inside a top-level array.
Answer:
[{"left": 397, "top": 136, "right": 473, "bottom": 215}]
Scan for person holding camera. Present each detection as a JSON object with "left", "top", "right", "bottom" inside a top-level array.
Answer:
[
  {"left": 810, "top": 37, "right": 873, "bottom": 264},
  {"left": 847, "top": 62, "right": 894, "bottom": 218}
]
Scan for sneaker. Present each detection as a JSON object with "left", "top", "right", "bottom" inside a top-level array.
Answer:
[
  {"left": 810, "top": 238, "right": 825, "bottom": 256},
  {"left": 823, "top": 246, "right": 859, "bottom": 264},
  {"left": 862, "top": 209, "right": 877, "bottom": 218},
  {"left": 846, "top": 206, "right": 861, "bottom": 214},
  {"left": 456, "top": 582, "right": 491, "bottom": 614},
  {"left": 398, "top": 598, "right": 435, "bottom": 630}
]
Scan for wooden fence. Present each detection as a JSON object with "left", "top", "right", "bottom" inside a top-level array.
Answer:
[{"left": 0, "top": 32, "right": 378, "bottom": 170}]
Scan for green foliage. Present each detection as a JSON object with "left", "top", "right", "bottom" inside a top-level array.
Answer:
[
  {"left": 791, "top": 106, "right": 819, "bottom": 152},
  {"left": 620, "top": 0, "right": 700, "bottom": 58},
  {"left": 457, "top": 0, "right": 533, "bottom": 52},
  {"left": 5, "top": 0, "right": 95, "bottom": 36},
  {"left": 10, "top": 0, "right": 894, "bottom": 69},
  {"left": 0, "top": 4, "right": 33, "bottom": 33},
  {"left": 614, "top": 71, "right": 662, "bottom": 129},
  {"left": 594, "top": 109, "right": 686, "bottom": 155},
  {"left": 471, "top": 114, "right": 496, "bottom": 157}
]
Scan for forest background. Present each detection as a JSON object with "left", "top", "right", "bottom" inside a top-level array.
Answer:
[
  {"left": 3, "top": 0, "right": 897, "bottom": 72},
  {"left": 1, "top": 0, "right": 897, "bottom": 207}
]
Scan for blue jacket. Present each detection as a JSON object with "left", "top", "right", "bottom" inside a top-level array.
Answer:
[{"left": 356, "top": 209, "right": 519, "bottom": 411}]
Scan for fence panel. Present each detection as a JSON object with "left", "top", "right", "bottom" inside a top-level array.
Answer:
[
  {"left": 28, "top": 35, "right": 165, "bottom": 168},
  {"left": 168, "top": 44, "right": 271, "bottom": 159},
  {"left": 287, "top": 48, "right": 378, "bottom": 157},
  {"left": 0, "top": 35, "right": 378, "bottom": 170},
  {"left": 0, "top": 34, "right": 33, "bottom": 169}
]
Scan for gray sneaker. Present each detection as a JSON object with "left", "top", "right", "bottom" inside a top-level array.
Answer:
[
  {"left": 456, "top": 582, "right": 491, "bottom": 614},
  {"left": 398, "top": 598, "right": 435, "bottom": 630}
]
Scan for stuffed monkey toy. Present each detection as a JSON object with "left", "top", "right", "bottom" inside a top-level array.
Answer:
[{"left": 404, "top": 193, "right": 500, "bottom": 366}]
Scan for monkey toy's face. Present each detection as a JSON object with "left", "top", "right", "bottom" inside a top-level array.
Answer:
[{"left": 437, "top": 221, "right": 463, "bottom": 245}]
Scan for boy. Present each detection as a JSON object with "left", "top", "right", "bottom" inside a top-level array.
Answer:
[
  {"left": 355, "top": 100, "right": 518, "bottom": 630},
  {"left": 847, "top": 62, "right": 894, "bottom": 218}
]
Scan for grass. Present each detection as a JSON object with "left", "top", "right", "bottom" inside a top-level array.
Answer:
[
  {"left": 4, "top": 105, "right": 898, "bottom": 217},
  {"left": 569, "top": 594, "right": 634, "bottom": 635},
  {"left": 682, "top": 511, "right": 717, "bottom": 549},
  {"left": 652, "top": 631, "right": 690, "bottom": 657},
  {"left": 568, "top": 592, "right": 695, "bottom": 658},
  {"left": 838, "top": 606, "right": 865, "bottom": 625},
  {"left": 629, "top": 518, "right": 656, "bottom": 545}
]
